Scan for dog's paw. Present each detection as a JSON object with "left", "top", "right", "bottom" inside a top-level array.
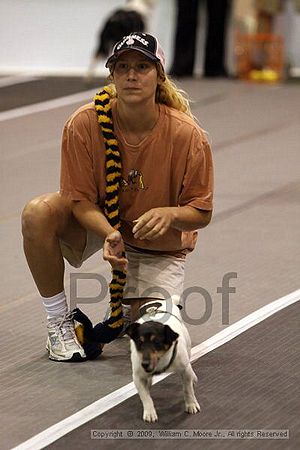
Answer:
[
  {"left": 185, "top": 400, "right": 201, "bottom": 414},
  {"left": 143, "top": 408, "right": 158, "bottom": 423}
]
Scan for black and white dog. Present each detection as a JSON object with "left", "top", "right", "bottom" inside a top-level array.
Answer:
[
  {"left": 126, "top": 296, "right": 201, "bottom": 422},
  {"left": 86, "top": 0, "right": 157, "bottom": 81}
]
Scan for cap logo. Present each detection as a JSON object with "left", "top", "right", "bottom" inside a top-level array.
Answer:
[
  {"left": 126, "top": 37, "right": 135, "bottom": 46},
  {"left": 106, "top": 33, "right": 165, "bottom": 71},
  {"left": 116, "top": 33, "right": 150, "bottom": 51}
]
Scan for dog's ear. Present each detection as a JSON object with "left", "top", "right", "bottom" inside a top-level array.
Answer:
[
  {"left": 126, "top": 322, "right": 141, "bottom": 339},
  {"left": 164, "top": 325, "right": 179, "bottom": 345}
]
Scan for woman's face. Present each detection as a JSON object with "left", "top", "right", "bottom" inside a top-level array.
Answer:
[{"left": 112, "top": 51, "right": 161, "bottom": 106}]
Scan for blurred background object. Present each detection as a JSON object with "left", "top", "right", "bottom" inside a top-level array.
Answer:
[
  {"left": 169, "top": 0, "right": 231, "bottom": 78},
  {"left": 233, "top": 0, "right": 300, "bottom": 82},
  {"left": 235, "top": 32, "right": 284, "bottom": 82},
  {"left": 0, "top": 0, "right": 300, "bottom": 80},
  {"left": 85, "top": 0, "right": 158, "bottom": 83}
]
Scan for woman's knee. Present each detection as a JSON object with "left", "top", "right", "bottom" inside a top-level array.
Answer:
[{"left": 21, "top": 193, "right": 71, "bottom": 239}]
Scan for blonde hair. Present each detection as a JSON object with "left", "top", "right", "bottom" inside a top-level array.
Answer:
[
  {"left": 107, "top": 63, "right": 194, "bottom": 119},
  {"left": 155, "top": 64, "right": 193, "bottom": 118}
]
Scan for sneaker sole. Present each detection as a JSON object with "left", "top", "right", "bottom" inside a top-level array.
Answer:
[
  {"left": 46, "top": 343, "right": 86, "bottom": 362},
  {"left": 48, "top": 352, "right": 87, "bottom": 362}
]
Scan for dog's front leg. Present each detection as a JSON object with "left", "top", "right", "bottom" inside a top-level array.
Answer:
[
  {"left": 181, "top": 364, "right": 201, "bottom": 414},
  {"left": 133, "top": 372, "right": 158, "bottom": 422}
]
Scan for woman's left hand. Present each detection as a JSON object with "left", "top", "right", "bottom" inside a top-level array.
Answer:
[
  {"left": 132, "top": 207, "right": 175, "bottom": 241},
  {"left": 103, "top": 230, "right": 128, "bottom": 270}
]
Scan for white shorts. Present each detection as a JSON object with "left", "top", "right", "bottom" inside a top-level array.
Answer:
[{"left": 60, "top": 231, "right": 185, "bottom": 301}]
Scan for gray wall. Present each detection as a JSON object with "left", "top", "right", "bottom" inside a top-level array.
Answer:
[{"left": 0, "top": 0, "right": 175, "bottom": 75}]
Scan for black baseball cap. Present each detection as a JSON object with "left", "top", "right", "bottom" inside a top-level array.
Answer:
[{"left": 105, "top": 32, "right": 165, "bottom": 71}]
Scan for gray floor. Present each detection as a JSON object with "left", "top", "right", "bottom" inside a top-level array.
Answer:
[
  {"left": 0, "top": 76, "right": 104, "bottom": 111},
  {"left": 48, "top": 301, "right": 300, "bottom": 450},
  {"left": 0, "top": 76, "right": 299, "bottom": 450}
]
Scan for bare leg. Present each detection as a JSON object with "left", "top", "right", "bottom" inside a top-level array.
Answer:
[{"left": 21, "top": 192, "right": 87, "bottom": 297}]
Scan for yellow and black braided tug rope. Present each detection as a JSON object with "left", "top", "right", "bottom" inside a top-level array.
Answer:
[{"left": 72, "top": 86, "right": 126, "bottom": 360}]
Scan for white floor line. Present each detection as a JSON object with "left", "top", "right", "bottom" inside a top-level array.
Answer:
[
  {"left": 0, "top": 75, "right": 39, "bottom": 88},
  {"left": 12, "top": 288, "right": 300, "bottom": 450},
  {"left": 0, "top": 88, "right": 97, "bottom": 123}
]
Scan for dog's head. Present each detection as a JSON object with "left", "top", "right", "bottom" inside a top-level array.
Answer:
[{"left": 126, "top": 321, "right": 179, "bottom": 373}]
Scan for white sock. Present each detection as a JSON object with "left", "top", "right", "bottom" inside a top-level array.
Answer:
[{"left": 42, "top": 291, "right": 68, "bottom": 320}]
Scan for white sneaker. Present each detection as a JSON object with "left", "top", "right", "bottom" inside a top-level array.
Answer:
[{"left": 46, "top": 312, "right": 86, "bottom": 362}]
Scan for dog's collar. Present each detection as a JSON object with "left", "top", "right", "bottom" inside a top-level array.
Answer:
[{"left": 152, "top": 340, "right": 178, "bottom": 375}]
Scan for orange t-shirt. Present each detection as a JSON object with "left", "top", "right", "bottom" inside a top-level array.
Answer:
[{"left": 60, "top": 101, "right": 213, "bottom": 256}]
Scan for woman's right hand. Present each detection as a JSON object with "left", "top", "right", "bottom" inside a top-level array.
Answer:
[{"left": 103, "top": 230, "right": 128, "bottom": 271}]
